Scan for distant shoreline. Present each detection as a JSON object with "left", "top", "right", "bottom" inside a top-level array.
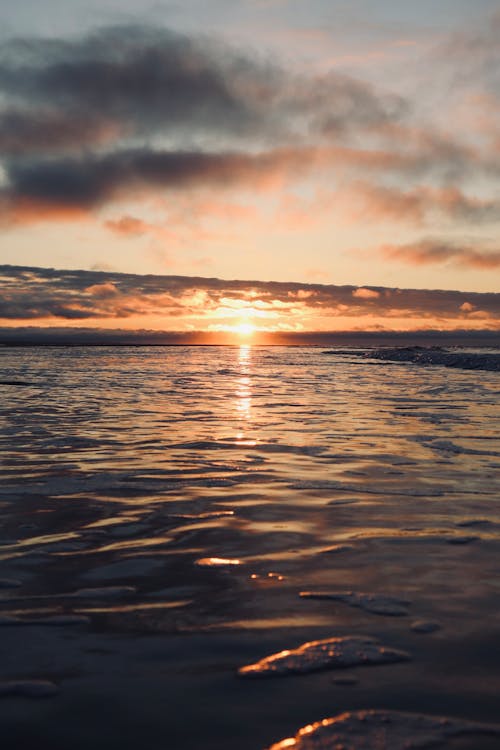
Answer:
[{"left": 0, "top": 329, "right": 498, "bottom": 348}]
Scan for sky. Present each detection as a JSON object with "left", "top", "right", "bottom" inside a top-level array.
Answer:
[{"left": 0, "top": 0, "right": 499, "bottom": 336}]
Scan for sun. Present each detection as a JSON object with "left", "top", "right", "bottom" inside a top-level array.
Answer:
[{"left": 235, "top": 321, "right": 255, "bottom": 336}]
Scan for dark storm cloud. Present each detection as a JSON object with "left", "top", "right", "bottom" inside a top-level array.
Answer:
[
  {"left": 0, "top": 146, "right": 317, "bottom": 216},
  {"left": 0, "top": 24, "right": 419, "bottom": 221},
  {"left": 0, "top": 21, "right": 499, "bottom": 232},
  {"left": 3, "top": 142, "right": 494, "bottom": 222},
  {"left": 0, "top": 24, "right": 404, "bottom": 156},
  {"left": 0, "top": 109, "right": 119, "bottom": 155},
  {"left": 0, "top": 27, "right": 251, "bottom": 144},
  {"left": 0, "top": 265, "right": 498, "bottom": 324}
]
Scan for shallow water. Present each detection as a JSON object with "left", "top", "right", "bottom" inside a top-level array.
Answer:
[{"left": 0, "top": 345, "right": 499, "bottom": 749}]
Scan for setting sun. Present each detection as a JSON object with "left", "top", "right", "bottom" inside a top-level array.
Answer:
[{"left": 235, "top": 321, "right": 255, "bottom": 336}]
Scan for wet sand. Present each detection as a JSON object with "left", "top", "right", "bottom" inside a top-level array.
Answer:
[{"left": 0, "top": 345, "right": 499, "bottom": 749}]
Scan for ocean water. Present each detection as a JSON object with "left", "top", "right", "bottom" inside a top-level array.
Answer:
[{"left": 0, "top": 345, "right": 499, "bottom": 750}]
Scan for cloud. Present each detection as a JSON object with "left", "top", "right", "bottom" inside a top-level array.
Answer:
[
  {"left": 3, "top": 140, "right": 495, "bottom": 227},
  {"left": 85, "top": 282, "right": 120, "bottom": 298},
  {"left": 0, "top": 18, "right": 499, "bottom": 251},
  {"left": 5, "top": 149, "right": 319, "bottom": 208},
  {"left": 344, "top": 182, "right": 500, "bottom": 225},
  {"left": 0, "top": 24, "right": 498, "bottom": 212},
  {"left": 440, "top": 11, "right": 500, "bottom": 96},
  {"left": 0, "top": 27, "right": 250, "bottom": 150},
  {"left": 352, "top": 287, "right": 380, "bottom": 299},
  {"left": 105, "top": 216, "right": 151, "bottom": 237},
  {"left": 0, "top": 24, "right": 405, "bottom": 156},
  {"left": 0, "top": 265, "right": 498, "bottom": 331},
  {"left": 2, "top": 144, "right": 420, "bottom": 223},
  {"left": 0, "top": 24, "right": 416, "bottom": 226},
  {"left": 0, "top": 146, "right": 334, "bottom": 222},
  {"left": 379, "top": 240, "right": 500, "bottom": 269},
  {"left": 0, "top": 109, "right": 120, "bottom": 155}
]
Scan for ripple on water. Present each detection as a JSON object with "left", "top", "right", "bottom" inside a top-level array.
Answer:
[
  {"left": 0, "top": 579, "right": 22, "bottom": 588},
  {"left": 266, "top": 710, "right": 500, "bottom": 750},
  {"left": 238, "top": 636, "right": 410, "bottom": 677},
  {"left": 69, "top": 586, "right": 137, "bottom": 599},
  {"left": 195, "top": 557, "right": 242, "bottom": 567},
  {"left": 300, "top": 591, "right": 411, "bottom": 616},
  {"left": 1, "top": 346, "right": 499, "bottom": 745},
  {"left": 446, "top": 535, "right": 479, "bottom": 545},
  {"left": 81, "top": 558, "right": 165, "bottom": 581},
  {"left": 0, "top": 614, "right": 90, "bottom": 626},
  {"left": 318, "top": 544, "right": 357, "bottom": 555},
  {"left": 0, "top": 680, "right": 59, "bottom": 698},
  {"left": 410, "top": 620, "right": 442, "bottom": 634}
]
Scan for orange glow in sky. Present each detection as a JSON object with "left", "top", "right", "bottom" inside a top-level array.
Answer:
[
  {"left": 0, "top": 264, "right": 498, "bottom": 337},
  {"left": 0, "top": 6, "right": 499, "bottom": 337}
]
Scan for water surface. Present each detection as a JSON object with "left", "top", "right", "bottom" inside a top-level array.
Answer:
[{"left": 0, "top": 346, "right": 499, "bottom": 749}]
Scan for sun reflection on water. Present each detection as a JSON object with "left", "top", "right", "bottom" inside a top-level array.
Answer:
[{"left": 235, "top": 345, "right": 252, "bottom": 424}]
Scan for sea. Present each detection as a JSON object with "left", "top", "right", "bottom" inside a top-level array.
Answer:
[{"left": 0, "top": 345, "right": 499, "bottom": 750}]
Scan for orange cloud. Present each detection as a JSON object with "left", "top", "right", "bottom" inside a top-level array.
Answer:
[
  {"left": 379, "top": 240, "right": 500, "bottom": 269},
  {"left": 85, "top": 282, "right": 120, "bottom": 298},
  {"left": 1, "top": 265, "right": 498, "bottom": 333},
  {"left": 0, "top": 196, "right": 89, "bottom": 226},
  {"left": 105, "top": 216, "right": 151, "bottom": 236},
  {"left": 352, "top": 287, "right": 380, "bottom": 299}
]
